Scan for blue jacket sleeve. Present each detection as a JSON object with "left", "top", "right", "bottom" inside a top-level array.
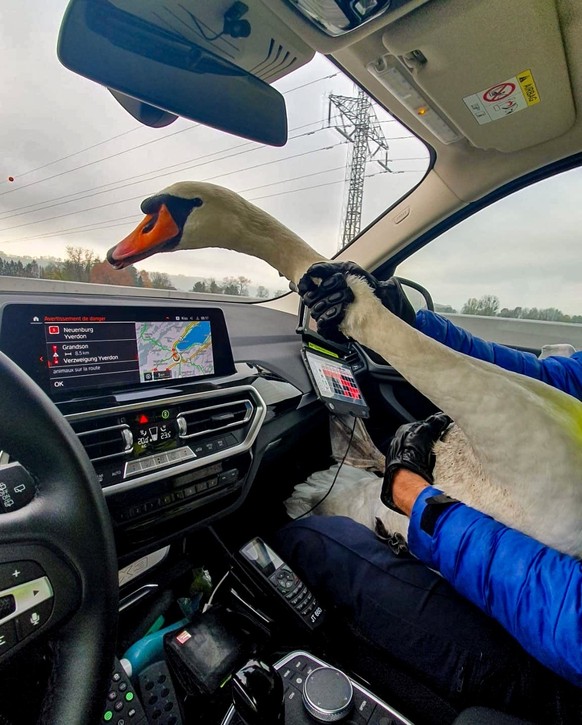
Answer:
[
  {"left": 408, "top": 487, "right": 582, "bottom": 687},
  {"left": 416, "top": 310, "right": 582, "bottom": 398}
]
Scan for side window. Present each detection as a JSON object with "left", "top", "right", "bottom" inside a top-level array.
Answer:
[{"left": 396, "top": 167, "right": 582, "bottom": 351}]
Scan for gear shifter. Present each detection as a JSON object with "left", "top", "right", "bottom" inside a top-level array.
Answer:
[{"left": 231, "top": 659, "right": 285, "bottom": 725}]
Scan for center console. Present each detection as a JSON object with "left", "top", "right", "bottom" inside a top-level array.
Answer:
[
  {"left": 0, "top": 302, "right": 278, "bottom": 560},
  {"left": 222, "top": 651, "right": 414, "bottom": 725}
]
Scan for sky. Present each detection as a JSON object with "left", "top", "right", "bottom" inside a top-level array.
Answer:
[
  {"left": 1, "top": 1, "right": 581, "bottom": 315},
  {"left": 0, "top": 0, "right": 428, "bottom": 296}
]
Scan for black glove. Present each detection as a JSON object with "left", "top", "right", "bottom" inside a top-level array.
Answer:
[
  {"left": 297, "top": 261, "right": 416, "bottom": 343},
  {"left": 381, "top": 412, "right": 453, "bottom": 514}
]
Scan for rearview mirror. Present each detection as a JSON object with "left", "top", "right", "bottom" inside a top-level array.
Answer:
[{"left": 57, "top": 0, "right": 288, "bottom": 146}]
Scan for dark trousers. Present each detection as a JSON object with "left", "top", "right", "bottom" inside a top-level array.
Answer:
[{"left": 274, "top": 516, "right": 581, "bottom": 725}]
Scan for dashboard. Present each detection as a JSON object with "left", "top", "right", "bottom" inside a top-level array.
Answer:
[{"left": 0, "top": 286, "right": 326, "bottom": 566}]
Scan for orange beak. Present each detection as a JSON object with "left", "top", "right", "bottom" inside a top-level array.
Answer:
[{"left": 107, "top": 204, "right": 180, "bottom": 269}]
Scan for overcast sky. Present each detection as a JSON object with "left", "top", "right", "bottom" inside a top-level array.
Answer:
[
  {"left": 0, "top": 0, "right": 427, "bottom": 295},
  {"left": 1, "top": 1, "right": 581, "bottom": 314}
]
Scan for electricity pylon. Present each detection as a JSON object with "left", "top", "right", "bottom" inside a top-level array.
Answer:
[{"left": 328, "top": 87, "right": 392, "bottom": 250}]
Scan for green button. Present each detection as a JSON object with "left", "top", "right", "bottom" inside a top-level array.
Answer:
[
  {"left": 103, "top": 711, "right": 113, "bottom": 722},
  {"left": 161, "top": 409, "right": 170, "bottom": 419},
  {"left": 125, "top": 692, "right": 134, "bottom": 702}
]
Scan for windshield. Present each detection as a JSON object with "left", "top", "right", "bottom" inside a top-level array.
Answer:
[{"left": 0, "top": 0, "right": 429, "bottom": 299}]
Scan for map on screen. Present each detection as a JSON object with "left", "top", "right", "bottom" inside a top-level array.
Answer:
[{"left": 136, "top": 320, "right": 214, "bottom": 382}]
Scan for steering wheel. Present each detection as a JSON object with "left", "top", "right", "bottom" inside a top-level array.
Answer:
[{"left": 0, "top": 350, "right": 118, "bottom": 724}]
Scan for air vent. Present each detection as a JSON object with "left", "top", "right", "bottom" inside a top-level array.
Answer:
[
  {"left": 177, "top": 398, "right": 254, "bottom": 440},
  {"left": 70, "top": 416, "right": 132, "bottom": 463}
]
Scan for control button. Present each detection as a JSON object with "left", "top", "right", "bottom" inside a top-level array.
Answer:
[
  {"left": 218, "top": 469, "right": 238, "bottom": 485},
  {"left": 3, "top": 575, "right": 53, "bottom": 615},
  {"left": 119, "top": 682, "right": 127, "bottom": 692},
  {"left": 195, "top": 481, "right": 208, "bottom": 493},
  {"left": 0, "top": 463, "right": 35, "bottom": 513},
  {"left": 285, "top": 584, "right": 302, "bottom": 600},
  {"left": 368, "top": 708, "right": 397, "bottom": 725},
  {"left": 0, "top": 562, "right": 45, "bottom": 591},
  {"left": 166, "top": 450, "right": 180, "bottom": 462},
  {"left": 107, "top": 690, "right": 116, "bottom": 701},
  {"left": 125, "top": 461, "right": 142, "bottom": 476},
  {"left": 174, "top": 490, "right": 185, "bottom": 500},
  {"left": 140, "top": 458, "right": 155, "bottom": 471},
  {"left": 207, "top": 477, "right": 219, "bottom": 489},
  {"left": 183, "top": 486, "right": 197, "bottom": 498},
  {"left": 114, "top": 701, "right": 124, "bottom": 712},
  {"left": 110, "top": 467, "right": 125, "bottom": 485},
  {"left": 192, "top": 445, "right": 205, "bottom": 457},
  {"left": 353, "top": 690, "right": 377, "bottom": 720},
  {"left": 153, "top": 454, "right": 168, "bottom": 467},
  {"left": 160, "top": 494, "right": 174, "bottom": 506},
  {"left": 0, "top": 595, "right": 15, "bottom": 620},
  {"left": 15, "top": 598, "right": 53, "bottom": 639},
  {"left": 290, "top": 657, "right": 308, "bottom": 672},
  {"left": 0, "top": 619, "right": 18, "bottom": 651},
  {"left": 125, "top": 692, "right": 134, "bottom": 702},
  {"left": 103, "top": 710, "right": 113, "bottom": 722},
  {"left": 214, "top": 437, "right": 227, "bottom": 450},
  {"left": 202, "top": 441, "right": 216, "bottom": 454},
  {"left": 179, "top": 447, "right": 194, "bottom": 459}
]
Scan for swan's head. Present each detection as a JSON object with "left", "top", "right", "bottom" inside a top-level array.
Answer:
[{"left": 107, "top": 181, "right": 247, "bottom": 269}]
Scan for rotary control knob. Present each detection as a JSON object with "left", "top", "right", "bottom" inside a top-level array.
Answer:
[{"left": 302, "top": 666, "right": 353, "bottom": 722}]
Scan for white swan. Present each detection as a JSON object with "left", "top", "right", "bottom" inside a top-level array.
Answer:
[{"left": 107, "top": 181, "right": 582, "bottom": 557}]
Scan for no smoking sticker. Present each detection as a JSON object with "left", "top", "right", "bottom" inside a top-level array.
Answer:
[{"left": 463, "top": 70, "right": 540, "bottom": 125}]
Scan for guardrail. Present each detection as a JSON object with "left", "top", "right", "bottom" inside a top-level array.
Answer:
[{"left": 442, "top": 313, "right": 582, "bottom": 350}]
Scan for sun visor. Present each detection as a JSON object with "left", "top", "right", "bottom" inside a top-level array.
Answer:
[{"left": 377, "top": 0, "right": 574, "bottom": 152}]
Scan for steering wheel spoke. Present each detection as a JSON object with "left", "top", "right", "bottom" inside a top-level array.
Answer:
[{"left": 0, "top": 540, "right": 80, "bottom": 664}]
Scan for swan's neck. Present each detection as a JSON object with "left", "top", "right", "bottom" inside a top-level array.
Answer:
[{"left": 233, "top": 205, "right": 325, "bottom": 285}]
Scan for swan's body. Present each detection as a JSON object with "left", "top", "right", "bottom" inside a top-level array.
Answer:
[{"left": 108, "top": 181, "right": 582, "bottom": 557}]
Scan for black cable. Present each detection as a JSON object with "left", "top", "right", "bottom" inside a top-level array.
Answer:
[{"left": 291, "top": 415, "right": 358, "bottom": 521}]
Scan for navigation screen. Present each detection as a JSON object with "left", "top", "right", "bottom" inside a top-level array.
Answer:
[
  {"left": 135, "top": 320, "right": 214, "bottom": 383},
  {"left": 0, "top": 304, "right": 234, "bottom": 398}
]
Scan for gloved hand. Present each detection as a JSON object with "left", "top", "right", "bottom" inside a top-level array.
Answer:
[
  {"left": 381, "top": 412, "right": 453, "bottom": 513},
  {"left": 297, "top": 261, "right": 416, "bottom": 343}
]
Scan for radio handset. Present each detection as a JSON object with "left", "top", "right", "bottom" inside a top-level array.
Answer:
[{"left": 237, "top": 537, "right": 325, "bottom": 631}]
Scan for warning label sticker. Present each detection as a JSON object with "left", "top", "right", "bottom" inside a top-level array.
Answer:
[{"left": 463, "top": 70, "right": 540, "bottom": 125}]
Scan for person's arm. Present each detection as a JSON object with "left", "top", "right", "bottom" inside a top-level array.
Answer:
[
  {"left": 416, "top": 309, "right": 582, "bottom": 397},
  {"left": 393, "top": 470, "right": 582, "bottom": 687}
]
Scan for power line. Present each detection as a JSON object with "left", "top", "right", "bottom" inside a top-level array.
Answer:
[
  {"left": 0, "top": 141, "right": 350, "bottom": 234},
  {"left": 0, "top": 72, "right": 342, "bottom": 200},
  {"left": 249, "top": 167, "right": 422, "bottom": 202},
  {"left": 0, "top": 125, "right": 200, "bottom": 199},
  {"left": 0, "top": 115, "right": 360, "bottom": 220},
  {"left": 0, "top": 127, "right": 142, "bottom": 186},
  {"left": 281, "top": 72, "right": 340, "bottom": 94},
  {"left": 0, "top": 166, "right": 350, "bottom": 243},
  {"left": 0, "top": 164, "right": 425, "bottom": 246},
  {"left": 0, "top": 124, "right": 417, "bottom": 223}
]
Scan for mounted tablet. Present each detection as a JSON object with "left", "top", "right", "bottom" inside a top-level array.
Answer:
[{"left": 302, "top": 346, "right": 369, "bottom": 418}]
